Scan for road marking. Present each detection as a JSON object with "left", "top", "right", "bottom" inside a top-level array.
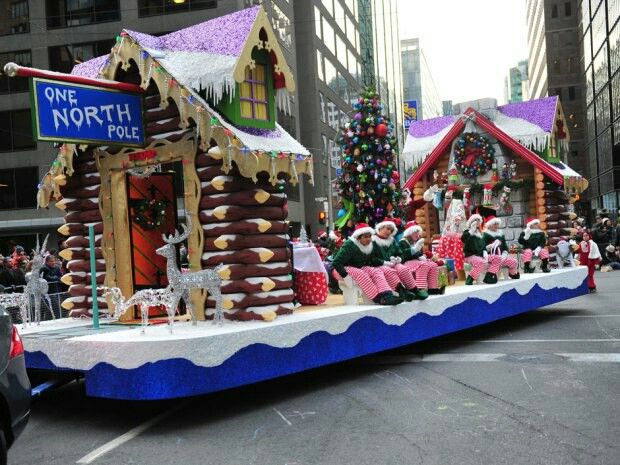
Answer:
[
  {"left": 560, "top": 315, "right": 620, "bottom": 318},
  {"left": 76, "top": 401, "right": 189, "bottom": 464},
  {"left": 363, "top": 353, "right": 620, "bottom": 363},
  {"left": 520, "top": 368, "right": 533, "bottom": 391},
  {"left": 557, "top": 353, "right": 620, "bottom": 362},
  {"left": 466, "top": 339, "right": 620, "bottom": 343},
  {"left": 273, "top": 408, "right": 292, "bottom": 426}
]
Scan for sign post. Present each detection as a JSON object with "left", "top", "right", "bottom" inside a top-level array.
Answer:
[{"left": 88, "top": 224, "right": 99, "bottom": 330}]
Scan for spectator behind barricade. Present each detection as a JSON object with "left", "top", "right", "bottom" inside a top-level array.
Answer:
[
  {"left": 10, "top": 261, "right": 26, "bottom": 288},
  {"left": 10, "top": 245, "right": 27, "bottom": 269},
  {"left": 0, "top": 257, "right": 15, "bottom": 287},
  {"left": 40, "top": 255, "right": 62, "bottom": 283},
  {"left": 593, "top": 217, "right": 613, "bottom": 252},
  {"left": 602, "top": 245, "right": 620, "bottom": 270}
]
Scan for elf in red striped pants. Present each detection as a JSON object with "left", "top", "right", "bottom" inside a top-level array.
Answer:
[
  {"left": 461, "top": 214, "right": 495, "bottom": 285},
  {"left": 399, "top": 221, "right": 441, "bottom": 297},
  {"left": 331, "top": 223, "right": 403, "bottom": 306}
]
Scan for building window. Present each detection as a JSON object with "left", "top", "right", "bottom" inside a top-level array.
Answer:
[
  {"left": 0, "top": 110, "right": 36, "bottom": 152},
  {"left": 551, "top": 3, "right": 558, "bottom": 18},
  {"left": 568, "top": 86, "right": 576, "bottom": 100},
  {"left": 0, "top": 167, "right": 38, "bottom": 210},
  {"left": 0, "top": 0, "right": 29, "bottom": 35},
  {"left": 48, "top": 40, "right": 114, "bottom": 73},
  {"left": 564, "top": 1, "right": 571, "bottom": 16},
  {"left": 240, "top": 64, "right": 268, "bottom": 121},
  {"left": 0, "top": 50, "right": 31, "bottom": 93},
  {"left": 138, "top": 0, "right": 217, "bottom": 17},
  {"left": 46, "top": 0, "right": 120, "bottom": 29}
]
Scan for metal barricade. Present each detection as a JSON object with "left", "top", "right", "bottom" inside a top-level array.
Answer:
[{"left": 2, "top": 282, "right": 70, "bottom": 325}]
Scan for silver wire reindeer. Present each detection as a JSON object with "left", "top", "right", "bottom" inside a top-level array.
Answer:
[
  {"left": 155, "top": 214, "right": 225, "bottom": 326},
  {"left": 102, "top": 286, "right": 177, "bottom": 334},
  {"left": 25, "top": 235, "right": 54, "bottom": 325}
]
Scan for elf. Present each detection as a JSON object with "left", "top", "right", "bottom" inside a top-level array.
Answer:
[
  {"left": 461, "top": 214, "right": 495, "bottom": 285},
  {"left": 518, "top": 217, "right": 550, "bottom": 273},
  {"left": 371, "top": 219, "right": 423, "bottom": 301},
  {"left": 399, "top": 221, "right": 441, "bottom": 297},
  {"left": 332, "top": 223, "right": 403, "bottom": 306},
  {"left": 482, "top": 216, "right": 520, "bottom": 280},
  {"left": 578, "top": 230, "right": 601, "bottom": 292}
]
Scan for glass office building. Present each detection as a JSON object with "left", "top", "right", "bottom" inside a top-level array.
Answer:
[{"left": 580, "top": 0, "right": 620, "bottom": 213}]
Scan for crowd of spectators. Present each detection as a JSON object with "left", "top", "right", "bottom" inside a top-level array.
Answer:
[{"left": 0, "top": 244, "right": 66, "bottom": 291}]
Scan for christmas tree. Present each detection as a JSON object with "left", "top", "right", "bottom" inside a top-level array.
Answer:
[{"left": 336, "top": 88, "right": 402, "bottom": 229}]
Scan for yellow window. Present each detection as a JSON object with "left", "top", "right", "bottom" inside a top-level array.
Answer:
[{"left": 239, "top": 63, "right": 269, "bottom": 121}]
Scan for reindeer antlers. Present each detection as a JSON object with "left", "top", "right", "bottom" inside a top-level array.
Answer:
[
  {"left": 162, "top": 213, "right": 193, "bottom": 244},
  {"left": 33, "top": 234, "right": 50, "bottom": 255}
]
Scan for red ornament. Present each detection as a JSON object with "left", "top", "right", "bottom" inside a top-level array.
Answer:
[{"left": 375, "top": 123, "right": 388, "bottom": 137}]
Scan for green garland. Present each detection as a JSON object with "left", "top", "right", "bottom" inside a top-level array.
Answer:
[{"left": 132, "top": 199, "right": 168, "bottom": 230}]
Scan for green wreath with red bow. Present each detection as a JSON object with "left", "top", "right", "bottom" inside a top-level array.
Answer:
[
  {"left": 132, "top": 199, "right": 168, "bottom": 230},
  {"left": 454, "top": 132, "right": 495, "bottom": 178}
]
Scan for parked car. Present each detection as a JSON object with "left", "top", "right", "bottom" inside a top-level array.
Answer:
[{"left": 0, "top": 306, "right": 30, "bottom": 465}]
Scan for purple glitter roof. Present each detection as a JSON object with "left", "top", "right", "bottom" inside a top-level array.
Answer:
[
  {"left": 71, "top": 55, "right": 108, "bottom": 78},
  {"left": 408, "top": 115, "right": 456, "bottom": 138},
  {"left": 498, "top": 96, "right": 558, "bottom": 133},
  {"left": 125, "top": 6, "right": 260, "bottom": 56},
  {"left": 407, "top": 96, "right": 559, "bottom": 139}
]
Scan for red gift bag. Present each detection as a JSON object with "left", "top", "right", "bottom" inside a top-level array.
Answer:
[{"left": 294, "top": 271, "right": 328, "bottom": 305}]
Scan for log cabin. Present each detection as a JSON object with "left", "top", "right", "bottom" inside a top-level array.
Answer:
[{"left": 35, "top": 6, "right": 313, "bottom": 322}]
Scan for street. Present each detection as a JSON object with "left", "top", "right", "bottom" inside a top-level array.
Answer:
[{"left": 11, "top": 272, "right": 620, "bottom": 465}]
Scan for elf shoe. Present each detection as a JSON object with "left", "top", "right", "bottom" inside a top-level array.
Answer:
[
  {"left": 483, "top": 272, "right": 498, "bottom": 284},
  {"left": 374, "top": 292, "right": 403, "bottom": 306},
  {"left": 397, "top": 285, "right": 416, "bottom": 302},
  {"left": 509, "top": 272, "right": 520, "bottom": 279},
  {"left": 523, "top": 262, "right": 534, "bottom": 273},
  {"left": 465, "top": 275, "right": 475, "bottom": 285},
  {"left": 541, "top": 259, "right": 551, "bottom": 273},
  {"left": 414, "top": 288, "right": 429, "bottom": 300}
]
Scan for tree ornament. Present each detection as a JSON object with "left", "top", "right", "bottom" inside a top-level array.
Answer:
[
  {"left": 356, "top": 164, "right": 364, "bottom": 172},
  {"left": 375, "top": 123, "right": 388, "bottom": 137}
]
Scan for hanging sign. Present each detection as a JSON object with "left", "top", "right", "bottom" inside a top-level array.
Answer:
[{"left": 31, "top": 77, "right": 145, "bottom": 147}]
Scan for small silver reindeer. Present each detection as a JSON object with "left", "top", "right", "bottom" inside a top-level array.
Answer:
[
  {"left": 155, "top": 214, "right": 225, "bottom": 326},
  {"left": 103, "top": 286, "right": 177, "bottom": 334}
]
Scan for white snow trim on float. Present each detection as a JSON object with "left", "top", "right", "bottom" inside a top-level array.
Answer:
[{"left": 23, "top": 268, "right": 586, "bottom": 372}]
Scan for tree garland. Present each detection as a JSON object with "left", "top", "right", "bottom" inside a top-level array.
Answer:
[
  {"left": 454, "top": 132, "right": 495, "bottom": 178},
  {"left": 132, "top": 199, "right": 168, "bottom": 230}
]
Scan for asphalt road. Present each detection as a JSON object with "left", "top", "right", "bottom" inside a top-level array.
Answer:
[{"left": 10, "top": 272, "right": 620, "bottom": 465}]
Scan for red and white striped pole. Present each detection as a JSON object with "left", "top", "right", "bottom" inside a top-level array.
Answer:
[{"left": 3, "top": 62, "right": 143, "bottom": 93}]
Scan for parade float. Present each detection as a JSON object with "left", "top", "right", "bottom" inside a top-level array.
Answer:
[{"left": 4, "top": 8, "right": 588, "bottom": 400}]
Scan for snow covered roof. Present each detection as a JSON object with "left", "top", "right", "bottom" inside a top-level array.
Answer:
[
  {"left": 72, "top": 6, "right": 295, "bottom": 108},
  {"left": 404, "top": 96, "right": 563, "bottom": 167},
  {"left": 403, "top": 106, "right": 587, "bottom": 193}
]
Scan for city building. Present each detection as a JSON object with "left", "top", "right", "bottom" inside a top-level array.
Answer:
[
  {"left": 0, "top": 0, "right": 404, "bottom": 249},
  {"left": 400, "top": 38, "right": 442, "bottom": 121},
  {"left": 579, "top": 0, "right": 620, "bottom": 214},
  {"left": 0, "top": 0, "right": 304, "bottom": 254},
  {"left": 504, "top": 60, "right": 530, "bottom": 103},
  {"left": 526, "top": 0, "right": 587, "bottom": 193},
  {"left": 294, "top": 0, "right": 403, "bottom": 235},
  {"left": 442, "top": 100, "right": 453, "bottom": 116}
]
